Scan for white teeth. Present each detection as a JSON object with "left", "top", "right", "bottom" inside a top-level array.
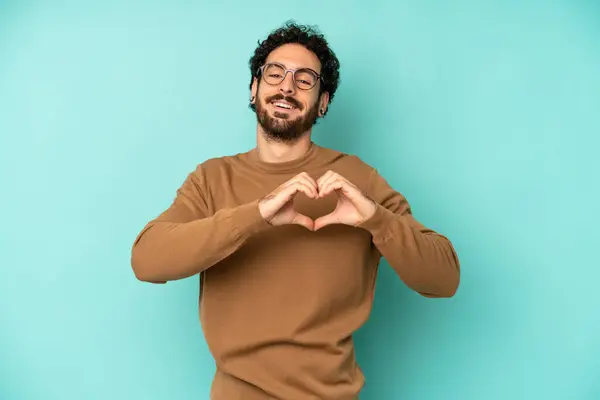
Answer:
[{"left": 273, "top": 101, "right": 294, "bottom": 109}]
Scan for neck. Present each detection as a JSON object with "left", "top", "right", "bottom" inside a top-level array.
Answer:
[{"left": 255, "top": 126, "right": 314, "bottom": 163}]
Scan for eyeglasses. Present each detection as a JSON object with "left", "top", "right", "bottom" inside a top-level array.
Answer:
[{"left": 257, "top": 62, "right": 322, "bottom": 90}]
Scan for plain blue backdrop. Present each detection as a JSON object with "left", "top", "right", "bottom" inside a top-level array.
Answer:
[{"left": 1, "top": 1, "right": 599, "bottom": 399}]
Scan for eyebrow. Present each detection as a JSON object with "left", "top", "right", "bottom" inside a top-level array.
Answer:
[{"left": 266, "top": 61, "right": 321, "bottom": 74}]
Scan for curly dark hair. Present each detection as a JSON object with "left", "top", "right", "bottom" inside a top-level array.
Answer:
[{"left": 248, "top": 21, "right": 340, "bottom": 117}]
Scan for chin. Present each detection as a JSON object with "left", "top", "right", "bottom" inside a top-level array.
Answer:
[{"left": 272, "top": 111, "right": 297, "bottom": 120}]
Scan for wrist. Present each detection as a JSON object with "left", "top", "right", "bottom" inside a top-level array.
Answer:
[{"left": 361, "top": 198, "right": 377, "bottom": 221}]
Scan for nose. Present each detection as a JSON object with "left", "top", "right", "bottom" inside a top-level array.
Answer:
[{"left": 278, "top": 71, "right": 296, "bottom": 95}]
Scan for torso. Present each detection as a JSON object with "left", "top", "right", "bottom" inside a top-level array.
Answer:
[{"left": 198, "top": 146, "right": 381, "bottom": 399}]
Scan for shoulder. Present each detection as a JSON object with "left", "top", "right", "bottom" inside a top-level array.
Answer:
[
  {"left": 188, "top": 149, "right": 251, "bottom": 180},
  {"left": 319, "top": 145, "right": 374, "bottom": 167},
  {"left": 316, "top": 145, "right": 377, "bottom": 185}
]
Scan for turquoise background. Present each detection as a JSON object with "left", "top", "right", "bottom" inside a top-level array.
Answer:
[{"left": 1, "top": 1, "right": 599, "bottom": 399}]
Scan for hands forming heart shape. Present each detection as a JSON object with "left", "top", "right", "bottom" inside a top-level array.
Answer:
[{"left": 258, "top": 171, "right": 377, "bottom": 231}]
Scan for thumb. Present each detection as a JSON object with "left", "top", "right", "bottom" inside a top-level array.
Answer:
[
  {"left": 314, "top": 212, "right": 338, "bottom": 231},
  {"left": 292, "top": 213, "right": 315, "bottom": 231}
]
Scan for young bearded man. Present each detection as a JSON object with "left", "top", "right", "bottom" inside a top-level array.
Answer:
[{"left": 131, "top": 21, "right": 460, "bottom": 400}]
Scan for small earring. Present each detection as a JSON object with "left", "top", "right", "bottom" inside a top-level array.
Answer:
[
  {"left": 250, "top": 96, "right": 255, "bottom": 103},
  {"left": 319, "top": 109, "right": 324, "bottom": 115}
]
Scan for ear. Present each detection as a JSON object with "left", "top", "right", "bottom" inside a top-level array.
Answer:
[
  {"left": 318, "top": 92, "right": 330, "bottom": 116},
  {"left": 250, "top": 78, "right": 258, "bottom": 104}
]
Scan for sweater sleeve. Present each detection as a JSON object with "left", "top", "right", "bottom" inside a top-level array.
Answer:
[
  {"left": 356, "top": 168, "right": 460, "bottom": 298},
  {"left": 130, "top": 166, "right": 273, "bottom": 283}
]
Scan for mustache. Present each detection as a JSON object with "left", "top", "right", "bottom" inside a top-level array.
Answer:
[{"left": 265, "top": 94, "right": 303, "bottom": 110}]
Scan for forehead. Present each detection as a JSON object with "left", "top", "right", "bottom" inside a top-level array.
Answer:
[{"left": 265, "top": 43, "right": 321, "bottom": 72}]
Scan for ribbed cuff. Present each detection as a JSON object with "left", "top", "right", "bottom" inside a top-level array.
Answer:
[
  {"left": 231, "top": 199, "right": 274, "bottom": 238},
  {"left": 356, "top": 202, "right": 395, "bottom": 242}
]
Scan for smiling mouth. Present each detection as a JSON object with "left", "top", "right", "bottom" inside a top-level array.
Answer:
[{"left": 271, "top": 100, "right": 298, "bottom": 111}]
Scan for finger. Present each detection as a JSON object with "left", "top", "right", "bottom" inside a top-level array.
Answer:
[
  {"left": 318, "top": 172, "right": 352, "bottom": 198},
  {"left": 314, "top": 212, "right": 339, "bottom": 231},
  {"left": 317, "top": 170, "right": 335, "bottom": 188},
  {"left": 283, "top": 173, "right": 318, "bottom": 198},
  {"left": 292, "top": 213, "right": 314, "bottom": 231},
  {"left": 324, "top": 177, "right": 363, "bottom": 200},
  {"left": 298, "top": 171, "right": 318, "bottom": 185},
  {"left": 317, "top": 173, "right": 339, "bottom": 197},
  {"left": 319, "top": 179, "right": 340, "bottom": 197},
  {"left": 294, "top": 174, "right": 319, "bottom": 198},
  {"left": 283, "top": 172, "right": 312, "bottom": 187},
  {"left": 281, "top": 181, "right": 317, "bottom": 201}
]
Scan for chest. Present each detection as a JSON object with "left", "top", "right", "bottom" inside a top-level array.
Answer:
[
  {"left": 203, "top": 168, "right": 369, "bottom": 221},
  {"left": 200, "top": 167, "right": 378, "bottom": 299}
]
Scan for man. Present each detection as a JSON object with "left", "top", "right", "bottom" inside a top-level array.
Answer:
[{"left": 131, "top": 21, "right": 460, "bottom": 400}]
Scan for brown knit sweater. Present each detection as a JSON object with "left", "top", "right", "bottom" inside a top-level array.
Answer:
[{"left": 131, "top": 143, "right": 460, "bottom": 399}]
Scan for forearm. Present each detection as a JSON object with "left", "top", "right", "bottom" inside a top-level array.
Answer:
[
  {"left": 131, "top": 200, "right": 271, "bottom": 282},
  {"left": 358, "top": 204, "right": 460, "bottom": 297}
]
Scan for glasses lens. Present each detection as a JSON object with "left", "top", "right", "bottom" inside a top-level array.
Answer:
[
  {"left": 262, "top": 64, "right": 318, "bottom": 89},
  {"left": 263, "top": 64, "right": 286, "bottom": 85},
  {"left": 294, "top": 69, "right": 318, "bottom": 89}
]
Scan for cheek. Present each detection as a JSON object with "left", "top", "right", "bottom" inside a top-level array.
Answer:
[
  {"left": 259, "top": 89, "right": 279, "bottom": 105},
  {"left": 297, "top": 93, "right": 317, "bottom": 108},
  {"left": 308, "top": 95, "right": 321, "bottom": 110}
]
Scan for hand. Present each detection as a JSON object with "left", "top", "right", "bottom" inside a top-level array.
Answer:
[
  {"left": 314, "top": 170, "right": 377, "bottom": 231},
  {"left": 258, "top": 172, "right": 318, "bottom": 230}
]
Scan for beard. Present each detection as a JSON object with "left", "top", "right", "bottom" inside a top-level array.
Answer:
[{"left": 255, "top": 92, "right": 319, "bottom": 143}]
